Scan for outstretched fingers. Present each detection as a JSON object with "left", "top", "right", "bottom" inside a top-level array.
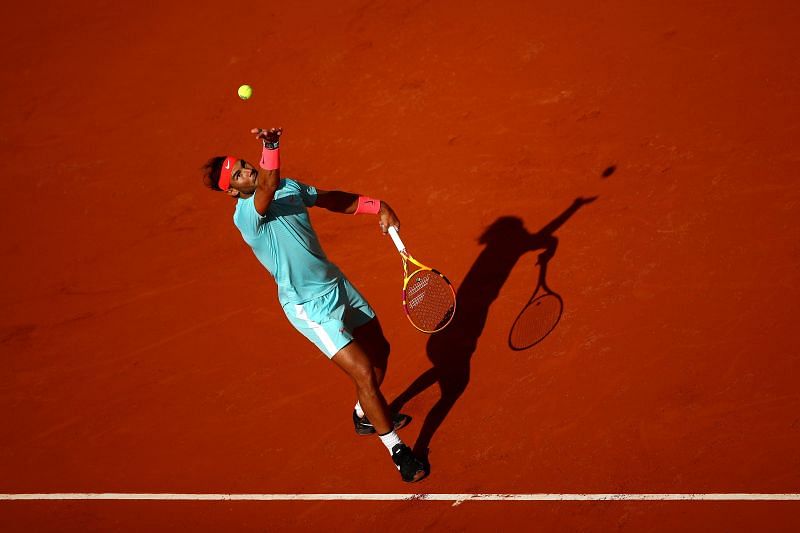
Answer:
[{"left": 251, "top": 127, "right": 282, "bottom": 142}]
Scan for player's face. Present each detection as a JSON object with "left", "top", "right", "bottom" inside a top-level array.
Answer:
[{"left": 227, "top": 159, "right": 259, "bottom": 195}]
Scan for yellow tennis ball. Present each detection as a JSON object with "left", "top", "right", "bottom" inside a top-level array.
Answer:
[{"left": 238, "top": 84, "right": 253, "bottom": 100}]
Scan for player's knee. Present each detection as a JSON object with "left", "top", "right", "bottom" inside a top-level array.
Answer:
[{"left": 349, "top": 362, "right": 376, "bottom": 390}]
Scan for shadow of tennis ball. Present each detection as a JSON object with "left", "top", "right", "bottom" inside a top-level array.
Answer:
[{"left": 602, "top": 165, "right": 616, "bottom": 178}]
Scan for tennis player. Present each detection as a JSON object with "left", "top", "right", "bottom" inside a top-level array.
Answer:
[{"left": 202, "top": 127, "right": 427, "bottom": 483}]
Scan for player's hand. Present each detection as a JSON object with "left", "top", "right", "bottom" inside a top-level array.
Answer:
[
  {"left": 251, "top": 127, "right": 282, "bottom": 147},
  {"left": 378, "top": 202, "right": 400, "bottom": 235}
]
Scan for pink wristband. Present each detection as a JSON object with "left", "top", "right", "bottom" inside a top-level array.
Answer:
[
  {"left": 354, "top": 196, "right": 381, "bottom": 215},
  {"left": 260, "top": 147, "right": 280, "bottom": 170}
]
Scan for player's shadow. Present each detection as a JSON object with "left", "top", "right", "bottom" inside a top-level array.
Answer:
[{"left": 389, "top": 196, "right": 597, "bottom": 462}]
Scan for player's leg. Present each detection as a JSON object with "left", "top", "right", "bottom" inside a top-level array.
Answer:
[
  {"left": 340, "top": 279, "right": 388, "bottom": 414},
  {"left": 331, "top": 340, "right": 392, "bottom": 435},
  {"left": 284, "top": 286, "right": 426, "bottom": 482},
  {"left": 337, "top": 278, "right": 411, "bottom": 434},
  {"left": 283, "top": 285, "right": 387, "bottom": 426},
  {"left": 333, "top": 341, "right": 426, "bottom": 482},
  {"left": 352, "top": 316, "right": 389, "bottom": 386},
  {"left": 350, "top": 316, "right": 412, "bottom": 434}
]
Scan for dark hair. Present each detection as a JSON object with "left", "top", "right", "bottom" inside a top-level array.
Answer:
[{"left": 202, "top": 156, "right": 227, "bottom": 191}]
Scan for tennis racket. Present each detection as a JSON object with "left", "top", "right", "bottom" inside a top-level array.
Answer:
[
  {"left": 508, "top": 280, "right": 563, "bottom": 350},
  {"left": 387, "top": 226, "right": 456, "bottom": 333}
]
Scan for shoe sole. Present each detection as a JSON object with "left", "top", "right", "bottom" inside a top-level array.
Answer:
[
  {"left": 355, "top": 414, "right": 411, "bottom": 436},
  {"left": 402, "top": 468, "right": 428, "bottom": 483}
]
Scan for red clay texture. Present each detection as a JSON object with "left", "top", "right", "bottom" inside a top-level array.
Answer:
[{"left": 1, "top": 1, "right": 799, "bottom": 530}]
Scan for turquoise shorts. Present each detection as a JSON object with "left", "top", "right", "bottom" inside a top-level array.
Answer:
[{"left": 283, "top": 277, "right": 376, "bottom": 358}]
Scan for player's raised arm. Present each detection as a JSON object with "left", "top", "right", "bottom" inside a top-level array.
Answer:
[
  {"left": 251, "top": 127, "right": 282, "bottom": 216},
  {"left": 315, "top": 190, "right": 401, "bottom": 235}
]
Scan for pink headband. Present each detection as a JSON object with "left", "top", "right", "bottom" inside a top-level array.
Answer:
[{"left": 218, "top": 156, "right": 237, "bottom": 190}]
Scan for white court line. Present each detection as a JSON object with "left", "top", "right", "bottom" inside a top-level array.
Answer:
[{"left": 2, "top": 494, "right": 800, "bottom": 502}]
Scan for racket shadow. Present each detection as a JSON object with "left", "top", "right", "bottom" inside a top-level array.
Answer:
[
  {"left": 389, "top": 196, "right": 597, "bottom": 463},
  {"left": 507, "top": 251, "right": 564, "bottom": 351}
]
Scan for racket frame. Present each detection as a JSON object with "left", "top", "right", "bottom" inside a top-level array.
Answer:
[
  {"left": 508, "top": 284, "right": 563, "bottom": 350},
  {"left": 387, "top": 227, "right": 456, "bottom": 333}
]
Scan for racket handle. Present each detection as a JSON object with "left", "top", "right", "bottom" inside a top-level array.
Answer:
[{"left": 387, "top": 226, "right": 407, "bottom": 253}]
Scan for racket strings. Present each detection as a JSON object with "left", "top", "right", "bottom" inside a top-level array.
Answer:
[
  {"left": 509, "top": 293, "right": 563, "bottom": 350},
  {"left": 404, "top": 270, "right": 456, "bottom": 332}
]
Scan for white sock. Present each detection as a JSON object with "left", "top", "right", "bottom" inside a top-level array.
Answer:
[
  {"left": 378, "top": 430, "right": 402, "bottom": 454},
  {"left": 354, "top": 401, "right": 364, "bottom": 418}
]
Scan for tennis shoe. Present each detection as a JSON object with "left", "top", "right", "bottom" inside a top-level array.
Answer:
[
  {"left": 353, "top": 410, "right": 411, "bottom": 436},
  {"left": 391, "top": 443, "right": 427, "bottom": 483}
]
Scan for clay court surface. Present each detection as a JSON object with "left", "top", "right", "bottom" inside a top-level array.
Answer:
[{"left": 2, "top": 1, "right": 800, "bottom": 530}]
